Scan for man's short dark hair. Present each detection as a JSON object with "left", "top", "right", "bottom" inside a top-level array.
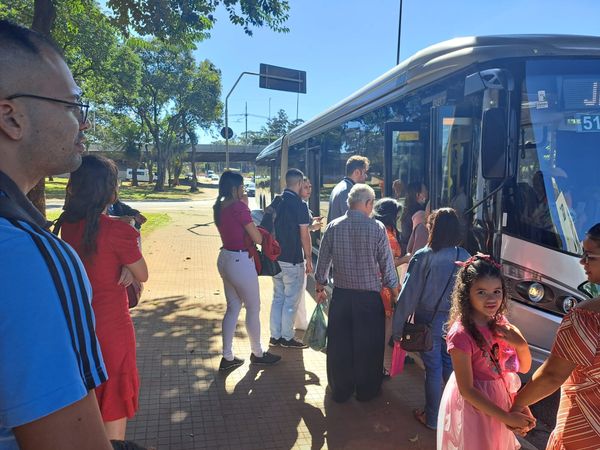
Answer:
[
  {"left": 346, "top": 155, "right": 369, "bottom": 176},
  {"left": 285, "top": 168, "right": 304, "bottom": 187},
  {"left": 0, "top": 20, "right": 63, "bottom": 96}
]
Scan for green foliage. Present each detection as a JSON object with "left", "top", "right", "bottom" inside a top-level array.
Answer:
[
  {"left": 260, "top": 108, "right": 304, "bottom": 142},
  {"left": 105, "top": 0, "right": 290, "bottom": 43}
]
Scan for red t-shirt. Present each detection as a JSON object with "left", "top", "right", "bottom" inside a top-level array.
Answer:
[{"left": 217, "top": 201, "right": 252, "bottom": 250}]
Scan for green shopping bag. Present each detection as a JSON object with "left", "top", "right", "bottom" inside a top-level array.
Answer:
[{"left": 303, "top": 303, "right": 327, "bottom": 352}]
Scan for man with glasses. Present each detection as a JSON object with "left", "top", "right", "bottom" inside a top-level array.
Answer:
[
  {"left": 0, "top": 20, "right": 112, "bottom": 450},
  {"left": 327, "top": 155, "right": 370, "bottom": 223}
]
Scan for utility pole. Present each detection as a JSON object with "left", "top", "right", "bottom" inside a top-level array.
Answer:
[
  {"left": 396, "top": 0, "right": 403, "bottom": 65},
  {"left": 245, "top": 101, "right": 248, "bottom": 141}
]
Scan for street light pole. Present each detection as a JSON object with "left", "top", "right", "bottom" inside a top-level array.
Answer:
[
  {"left": 225, "top": 71, "right": 259, "bottom": 169},
  {"left": 225, "top": 70, "right": 307, "bottom": 169},
  {"left": 396, "top": 0, "right": 403, "bottom": 65}
]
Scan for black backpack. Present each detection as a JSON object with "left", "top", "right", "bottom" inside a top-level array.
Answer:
[{"left": 259, "top": 194, "right": 283, "bottom": 236}]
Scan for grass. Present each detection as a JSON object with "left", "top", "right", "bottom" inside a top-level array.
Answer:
[
  {"left": 46, "top": 210, "right": 171, "bottom": 239},
  {"left": 46, "top": 178, "right": 206, "bottom": 201}
]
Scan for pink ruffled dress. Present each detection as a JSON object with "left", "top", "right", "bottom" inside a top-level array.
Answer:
[{"left": 437, "top": 319, "right": 521, "bottom": 450}]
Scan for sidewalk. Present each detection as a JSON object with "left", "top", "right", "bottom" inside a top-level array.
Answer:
[{"left": 123, "top": 202, "right": 529, "bottom": 449}]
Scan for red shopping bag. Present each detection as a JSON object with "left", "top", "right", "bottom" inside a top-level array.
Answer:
[{"left": 390, "top": 341, "right": 406, "bottom": 377}]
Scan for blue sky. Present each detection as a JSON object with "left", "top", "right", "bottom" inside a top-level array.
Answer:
[{"left": 193, "top": 0, "right": 600, "bottom": 142}]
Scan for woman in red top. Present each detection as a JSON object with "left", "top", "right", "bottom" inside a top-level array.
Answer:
[
  {"left": 57, "top": 155, "right": 148, "bottom": 441},
  {"left": 214, "top": 171, "right": 281, "bottom": 371}
]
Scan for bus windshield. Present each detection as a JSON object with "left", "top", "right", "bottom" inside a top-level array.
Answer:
[{"left": 515, "top": 59, "right": 600, "bottom": 254}]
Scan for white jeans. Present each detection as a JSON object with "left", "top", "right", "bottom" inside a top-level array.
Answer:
[
  {"left": 217, "top": 249, "right": 263, "bottom": 359},
  {"left": 270, "top": 261, "right": 305, "bottom": 340}
]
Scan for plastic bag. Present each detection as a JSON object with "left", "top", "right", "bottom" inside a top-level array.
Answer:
[
  {"left": 303, "top": 303, "right": 327, "bottom": 352},
  {"left": 390, "top": 341, "right": 406, "bottom": 377}
]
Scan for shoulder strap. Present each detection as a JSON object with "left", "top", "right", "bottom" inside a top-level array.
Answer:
[{"left": 429, "top": 247, "right": 459, "bottom": 321}]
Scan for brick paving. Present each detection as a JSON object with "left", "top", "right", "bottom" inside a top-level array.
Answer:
[{"left": 124, "top": 199, "right": 535, "bottom": 450}]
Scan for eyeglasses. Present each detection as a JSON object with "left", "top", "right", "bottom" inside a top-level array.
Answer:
[
  {"left": 6, "top": 93, "right": 89, "bottom": 124},
  {"left": 580, "top": 252, "right": 600, "bottom": 264}
]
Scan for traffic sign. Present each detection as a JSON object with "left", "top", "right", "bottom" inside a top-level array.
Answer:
[
  {"left": 259, "top": 64, "right": 307, "bottom": 94},
  {"left": 221, "top": 127, "right": 234, "bottom": 139}
]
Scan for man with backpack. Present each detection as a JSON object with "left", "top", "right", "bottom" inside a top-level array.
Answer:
[{"left": 268, "top": 169, "right": 312, "bottom": 349}]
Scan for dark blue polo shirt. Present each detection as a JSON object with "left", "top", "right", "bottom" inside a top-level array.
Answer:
[{"left": 274, "top": 189, "right": 310, "bottom": 264}]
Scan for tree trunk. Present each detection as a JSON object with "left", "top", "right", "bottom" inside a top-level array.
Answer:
[
  {"left": 131, "top": 163, "right": 139, "bottom": 187},
  {"left": 26, "top": 0, "right": 57, "bottom": 217},
  {"left": 190, "top": 141, "right": 198, "bottom": 193},
  {"left": 32, "top": 0, "right": 56, "bottom": 37}
]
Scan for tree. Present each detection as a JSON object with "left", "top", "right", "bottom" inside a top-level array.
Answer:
[
  {"left": 105, "top": 0, "right": 289, "bottom": 42},
  {"left": 2, "top": 0, "right": 291, "bottom": 213},
  {"left": 176, "top": 59, "right": 223, "bottom": 192},
  {"left": 261, "top": 109, "right": 304, "bottom": 142}
]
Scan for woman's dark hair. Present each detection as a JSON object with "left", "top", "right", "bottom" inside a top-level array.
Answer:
[
  {"left": 401, "top": 181, "right": 426, "bottom": 222},
  {"left": 448, "top": 256, "right": 508, "bottom": 350},
  {"left": 58, "top": 154, "right": 118, "bottom": 257},
  {"left": 213, "top": 170, "right": 244, "bottom": 226},
  {"left": 427, "top": 207, "right": 462, "bottom": 251},
  {"left": 587, "top": 223, "right": 600, "bottom": 243},
  {"left": 373, "top": 197, "right": 401, "bottom": 230}
]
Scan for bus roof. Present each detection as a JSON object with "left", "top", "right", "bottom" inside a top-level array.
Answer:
[{"left": 257, "top": 34, "right": 600, "bottom": 162}]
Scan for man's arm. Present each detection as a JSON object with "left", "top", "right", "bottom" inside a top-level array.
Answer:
[
  {"left": 14, "top": 391, "right": 112, "bottom": 450},
  {"left": 300, "top": 225, "right": 312, "bottom": 274},
  {"left": 315, "top": 225, "right": 333, "bottom": 286},
  {"left": 377, "top": 226, "right": 398, "bottom": 289}
]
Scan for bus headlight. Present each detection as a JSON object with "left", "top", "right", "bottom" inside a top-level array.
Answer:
[
  {"left": 559, "top": 296, "right": 577, "bottom": 314},
  {"left": 528, "top": 282, "right": 545, "bottom": 303}
]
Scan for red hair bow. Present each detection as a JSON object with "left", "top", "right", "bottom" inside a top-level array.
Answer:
[{"left": 455, "top": 252, "right": 501, "bottom": 269}]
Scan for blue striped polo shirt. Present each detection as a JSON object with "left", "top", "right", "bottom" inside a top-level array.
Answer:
[{"left": 0, "top": 185, "right": 107, "bottom": 449}]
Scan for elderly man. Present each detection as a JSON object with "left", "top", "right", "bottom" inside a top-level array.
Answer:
[
  {"left": 327, "top": 155, "right": 369, "bottom": 223},
  {"left": 315, "top": 184, "right": 399, "bottom": 402},
  {"left": 0, "top": 20, "right": 112, "bottom": 449}
]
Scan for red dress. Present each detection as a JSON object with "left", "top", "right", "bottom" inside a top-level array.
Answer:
[{"left": 62, "top": 215, "right": 143, "bottom": 421}]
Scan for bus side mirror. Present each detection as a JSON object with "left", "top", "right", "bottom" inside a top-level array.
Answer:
[{"left": 481, "top": 108, "right": 508, "bottom": 180}]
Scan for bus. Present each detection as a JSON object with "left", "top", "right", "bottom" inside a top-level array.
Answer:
[{"left": 256, "top": 35, "right": 600, "bottom": 367}]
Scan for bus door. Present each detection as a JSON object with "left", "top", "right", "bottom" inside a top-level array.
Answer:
[
  {"left": 384, "top": 121, "right": 427, "bottom": 208},
  {"left": 306, "top": 143, "right": 321, "bottom": 250},
  {"left": 430, "top": 105, "right": 476, "bottom": 248}
]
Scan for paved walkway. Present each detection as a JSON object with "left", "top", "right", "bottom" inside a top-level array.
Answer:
[{"left": 124, "top": 200, "right": 537, "bottom": 449}]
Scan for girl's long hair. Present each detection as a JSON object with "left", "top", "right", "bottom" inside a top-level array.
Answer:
[
  {"left": 448, "top": 256, "right": 508, "bottom": 349},
  {"left": 213, "top": 171, "right": 244, "bottom": 226},
  {"left": 400, "top": 181, "right": 425, "bottom": 224},
  {"left": 56, "top": 154, "right": 118, "bottom": 258}
]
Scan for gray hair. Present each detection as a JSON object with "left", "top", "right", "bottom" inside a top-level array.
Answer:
[{"left": 347, "top": 183, "right": 375, "bottom": 208}]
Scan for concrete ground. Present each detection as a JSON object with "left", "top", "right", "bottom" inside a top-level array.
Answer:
[{"left": 123, "top": 194, "right": 540, "bottom": 449}]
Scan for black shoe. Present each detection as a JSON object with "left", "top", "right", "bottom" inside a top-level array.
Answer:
[
  {"left": 280, "top": 338, "right": 308, "bottom": 349},
  {"left": 219, "top": 356, "right": 244, "bottom": 371},
  {"left": 269, "top": 337, "right": 281, "bottom": 347},
  {"left": 250, "top": 351, "right": 281, "bottom": 366}
]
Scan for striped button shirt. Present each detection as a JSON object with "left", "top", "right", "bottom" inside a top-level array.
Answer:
[
  {"left": 0, "top": 172, "right": 106, "bottom": 448},
  {"left": 315, "top": 209, "right": 398, "bottom": 292}
]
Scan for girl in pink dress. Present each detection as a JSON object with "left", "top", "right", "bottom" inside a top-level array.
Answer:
[{"left": 437, "top": 254, "right": 535, "bottom": 450}]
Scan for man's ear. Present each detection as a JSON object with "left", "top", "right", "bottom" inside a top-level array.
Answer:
[{"left": 0, "top": 100, "right": 24, "bottom": 141}]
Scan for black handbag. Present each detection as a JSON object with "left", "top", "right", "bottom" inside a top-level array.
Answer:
[
  {"left": 258, "top": 250, "right": 281, "bottom": 276},
  {"left": 401, "top": 248, "right": 459, "bottom": 352}
]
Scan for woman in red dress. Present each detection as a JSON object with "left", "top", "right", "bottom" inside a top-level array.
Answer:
[{"left": 57, "top": 155, "right": 148, "bottom": 440}]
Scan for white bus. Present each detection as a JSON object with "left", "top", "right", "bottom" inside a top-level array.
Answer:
[
  {"left": 256, "top": 35, "right": 600, "bottom": 367},
  {"left": 126, "top": 168, "right": 150, "bottom": 182}
]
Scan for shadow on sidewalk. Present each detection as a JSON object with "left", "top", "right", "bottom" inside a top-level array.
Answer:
[{"left": 128, "top": 294, "right": 327, "bottom": 449}]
